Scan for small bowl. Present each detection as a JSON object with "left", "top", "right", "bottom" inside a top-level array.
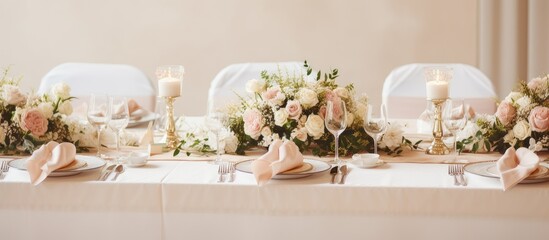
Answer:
[
  {"left": 126, "top": 152, "right": 149, "bottom": 167},
  {"left": 352, "top": 153, "right": 380, "bottom": 166}
]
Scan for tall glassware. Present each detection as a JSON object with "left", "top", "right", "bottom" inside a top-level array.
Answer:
[
  {"left": 324, "top": 100, "right": 348, "bottom": 165},
  {"left": 205, "top": 110, "right": 227, "bottom": 165},
  {"left": 443, "top": 99, "right": 467, "bottom": 163},
  {"left": 363, "top": 104, "right": 388, "bottom": 154},
  {"left": 87, "top": 94, "right": 112, "bottom": 157},
  {"left": 109, "top": 97, "right": 130, "bottom": 162}
]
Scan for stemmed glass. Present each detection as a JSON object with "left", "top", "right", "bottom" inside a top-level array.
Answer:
[
  {"left": 205, "top": 110, "right": 227, "bottom": 165},
  {"left": 109, "top": 97, "right": 130, "bottom": 162},
  {"left": 363, "top": 104, "right": 388, "bottom": 154},
  {"left": 87, "top": 94, "right": 112, "bottom": 157},
  {"left": 324, "top": 100, "right": 348, "bottom": 165},
  {"left": 443, "top": 99, "right": 467, "bottom": 163}
]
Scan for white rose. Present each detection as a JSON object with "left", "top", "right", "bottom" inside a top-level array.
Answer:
[
  {"left": 274, "top": 109, "right": 289, "bottom": 126},
  {"left": 245, "top": 79, "right": 265, "bottom": 94},
  {"left": 355, "top": 103, "right": 367, "bottom": 123},
  {"left": 223, "top": 134, "right": 238, "bottom": 154},
  {"left": 515, "top": 96, "right": 532, "bottom": 110},
  {"left": 528, "top": 138, "right": 543, "bottom": 152},
  {"left": 346, "top": 112, "right": 355, "bottom": 126},
  {"left": 381, "top": 123, "right": 404, "bottom": 149},
  {"left": 504, "top": 92, "right": 523, "bottom": 103},
  {"left": 37, "top": 102, "right": 54, "bottom": 119},
  {"left": 261, "top": 126, "right": 272, "bottom": 137},
  {"left": 503, "top": 131, "right": 517, "bottom": 146},
  {"left": 2, "top": 85, "right": 26, "bottom": 105},
  {"left": 297, "top": 88, "right": 319, "bottom": 109},
  {"left": 51, "top": 82, "right": 71, "bottom": 99},
  {"left": 305, "top": 114, "right": 324, "bottom": 139},
  {"left": 57, "top": 101, "right": 73, "bottom": 115},
  {"left": 333, "top": 87, "right": 350, "bottom": 99},
  {"left": 291, "top": 127, "right": 308, "bottom": 142},
  {"left": 512, "top": 120, "right": 531, "bottom": 140}
]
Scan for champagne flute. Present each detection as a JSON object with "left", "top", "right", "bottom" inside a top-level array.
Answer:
[
  {"left": 324, "top": 100, "right": 347, "bottom": 165},
  {"left": 87, "top": 94, "right": 112, "bottom": 157},
  {"left": 109, "top": 97, "right": 130, "bottom": 162},
  {"left": 443, "top": 99, "right": 467, "bottom": 163},
  {"left": 363, "top": 104, "right": 388, "bottom": 154},
  {"left": 205, "top": 110, "right": 227, "bottom": 165}
]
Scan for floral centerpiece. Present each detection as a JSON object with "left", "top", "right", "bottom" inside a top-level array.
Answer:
[
  {"left": 0, "top": 67, "right": 95, "bottom": 154},
  {"left": 458, "top": 74, "right": 548, "bottom": 153},
  {"left": 221, "top": 61, "right": 419, "bottom": 156}
]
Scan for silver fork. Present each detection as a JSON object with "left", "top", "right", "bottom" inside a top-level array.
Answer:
[
  {"left": 448, "top": 164, "right": 459, "bottom": 186},
  {"left": 217, "top": 163, "right": 228, "bottom": 183},
  {"left": 458, "top": 164, "right": 467, "bottom": 186},
  {"left": 1, "top": 161, "right": 8, "bottom": 178},
  {"left": 228, "top": 162, "right": 236, "bottom": 182}
]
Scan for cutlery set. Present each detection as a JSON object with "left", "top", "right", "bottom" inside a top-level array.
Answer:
[
  {"left": 217, "top": 162, "right": 235, "bottom": 183},
  {"left": 329, "top": 165, "right": 348, "bottom": 184},
  {"left": 448, "top": 164, "right": 467, "bottom": 186},
  {"left": 98, "top": 164, "right": 125, "bottom": 181}
]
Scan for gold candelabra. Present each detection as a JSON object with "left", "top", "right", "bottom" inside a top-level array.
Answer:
[
  {"left": 426, "top": 98, "right": 450, "bottom": 155},
  {"left": 163, "top": 96, "right": 179, "bottom": 149}
]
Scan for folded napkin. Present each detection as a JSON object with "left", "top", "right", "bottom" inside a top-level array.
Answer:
[
  {"left": 251, "top": 139, "right": 304, "bottom": 186},
  {"left": 140, "top": 121, "right": 154, "bottom": 146},
  {"left": 26, "top": 141, "right": 77, "bottom": 185},
  {"left": 496, "top": 147, "right": 540, "bottom": 191}
]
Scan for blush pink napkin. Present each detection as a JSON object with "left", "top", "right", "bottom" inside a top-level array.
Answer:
[
  {"left": 251, "top": 139, "right": 304, "bottom": 186},
  {"left": 496, "top": 147, "right": 540, "bottom": 191},
  {"left": 26, "top": 141, "right": 77, "bottom": 185}
]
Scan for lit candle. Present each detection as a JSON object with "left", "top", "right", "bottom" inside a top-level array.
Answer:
[
  {"left": 158, "top": 77, "right": 181, "bottom": 97},
  {"left": 426, "top": 80, "right": 448, "bottom": 99}
]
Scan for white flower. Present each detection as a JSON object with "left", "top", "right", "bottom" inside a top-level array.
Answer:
[
  {"left": 381, "top": 123, "right": 404, "bottom": 149},
  {"left": 457, "top": 121, "right": 479, "bottom": 141},
  {"left": 245, "top": 79, "right": 265, "bottom": 94},
  {"left": 515, "top": 96, "right": 532, "bottom": 110},
  {"left": 512, "top": 120, "right": 531, "bottom": 140},
  {"left": 0, "top": 124, "right": 6, "bottom": 145},
  {"left": 261, "top": 126, "right": 272, "bottom": 137},
  {"left": 51, "top": 82, "right": 71, "bottom": 100},
  {"left": 57, "top": 101, "right": 73, "bottom": 115},
  {"left": 334, "top": 87, "right": 350, "bottom": 99},
  {"left": 503, "top": 131, "right": 517, "bottom": 146},
  {"left": 297, "top": 88, "right": 319, "bottom": 109},
  {"left": 305, "top": 114, "right": 324, "bottom": 139},
  {"left": 223, "top": 134, "right": 238, "bottom": 153},
  {"left": 355, "top": 102, "right": 367, "bottom": 123},
  {"left": 504, "top": 92, "right": 523, "bottom": 103},
  {"left": 528, "top": 138, "right": 543, "bottom": 152},
  {"left": 274, "top": 109, "right": 289, "bottom": 126},
  {"left": 2, "top": 85, "right": 26, "bottom": 105},
  {"left": 291, "top": 127, "right": 308, "bottom": 142},
  {"left": 346, "top": 112, "right": 355, "bottom": 126},
  {"left": 37, "top": 102, "right": 54, "bottom": 119}
]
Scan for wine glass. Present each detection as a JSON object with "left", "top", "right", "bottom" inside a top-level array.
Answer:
[
  {"left": 324, "top": 100, "right": 347, "bottom": 165},
  {"left": 109, "top": 97, "right": 130, "bottom": 162},
  {"left": 87, "top": 94, "right": 112, "bottom": 157},
  {"left": 363, "top": 104, "right": 388, "bottom": 154},
  {"left": 443, "top": 99, "right": 467, "bottom": 163},
  {"left": 205, "top": 110, "right": 227, "bottom": 165}
]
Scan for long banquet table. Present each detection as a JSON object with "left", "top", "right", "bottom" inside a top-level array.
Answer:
[{"left": 1, "top": 119, "right": 549, "bottom": 240}]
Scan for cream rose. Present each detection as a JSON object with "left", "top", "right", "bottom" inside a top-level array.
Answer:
[
  {"left": 355, "top": 102, "right": 367, "bottom": 123},
  {"left": 261, "top": 126, "right": 272, "bottom": 137},
  {"left": 2, "top": 85, "right": 26, "bottom": 105},
  {"left": 297, "top": 88, "right": 319, "bottom": 109},
  {"left": 504, "top": 92, "right": 523, "bottom": 103},
  {"left": 20, "top": 108, "right": 49, "bottom": 137},
  {"left": 51, "top": 82, "right": 71, "bottom": 99},
  {"left": 495, "top": 102, "right": 516, "bottom": 126},
  {"left": 245, "top": 79, "right": 265, "bottom": 94},
  {"left": 381, "top": 123, "right": 404, "bottom": 149},
  {"left": 346, "top": 112, "right": 355, "bottom": 126},
  {"left": 305, "top": 114, "right": 324, "bottom": 139},
  {"left": 58, "top": 100, "right": 73, "bottom": 115},
  {"left": 274, "top": 109, "right": 289, "bottom": 126},
  {"left": 513, "top": 120, "right": 531, "bottom": 140},
  {"left": 291, "top": 127, "right": 308, "bottom": 142},
  {"left": 333, "top": 87, "right": 350, "bottom": 99},
  {"left": 528, "top": 106, "right": 549, "bottom": 132},
  {"left": 285, "top": 100, "right": 302, "bottom": 120},
  {"left": 223, "top": 134, "right": 238, "bottom": 153},
  {"left": 37, "top": 102, "right": 54, "bottom": 119},
  {"left": 503, "top": 131, "right": 517, "bottom": 146}
]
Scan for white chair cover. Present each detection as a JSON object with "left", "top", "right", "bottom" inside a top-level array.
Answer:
[
  {"left": 207, "top": 62, "right": 303, "bottom": 112},
  {"left": 38, "top": 63, "right": 156, "bottom": 111},
  {"left": 382, "top": 63, "right": 497, "bottom": 118}
]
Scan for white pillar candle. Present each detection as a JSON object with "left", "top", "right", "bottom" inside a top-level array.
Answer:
[
  {"left": 426, "top": 80, "right": 448, "bottom": 99},
  {"left": 158, "top": 77, "right": 181, "bottom": 97}
]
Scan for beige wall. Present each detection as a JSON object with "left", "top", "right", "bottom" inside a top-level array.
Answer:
[{"left": 0, "top": 0, "right": 478, "bottom": 116}]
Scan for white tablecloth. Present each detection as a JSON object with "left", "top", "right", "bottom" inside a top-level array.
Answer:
[{"left": 2, "top": 159, "right": 549, "bottom": 240}]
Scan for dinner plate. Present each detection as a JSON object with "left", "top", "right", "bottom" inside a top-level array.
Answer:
[
  {"left": 127, "top": 112, "right": 158, "bottom": 127},
  {"left": 464, "top": 161, "right": 549, "bottom": 184},
  {"left": 8, "top": 155, "right": 106, "bottom": 177},
  {"left": 235, "top": 159, "right": 331, "bottom": 180}
]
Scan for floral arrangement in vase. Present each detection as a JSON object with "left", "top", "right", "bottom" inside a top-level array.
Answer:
[
  {"left": 0, "top": 67, "right": 95, "bottom": 154},
  {"left": 458, "top": 74, "right": 548, "bottom": 153}
]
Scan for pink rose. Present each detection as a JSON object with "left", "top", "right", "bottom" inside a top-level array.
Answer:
[
  {"left": 261, "top": 87, "right": 285, "bottom": 106},
  {"left": 495, "top": 102, "right": 516, "bottom": 126},
  {"left": 285, "top": 100, "right": 302, "bottom": 120},
  {"left": 528, "top": 106, "right": 549, "bottom": 132},
  {"left": 527, "top": 77, "right": 545, "bottom": 91},
  {"left": 20, "top": 108, "right": 49, "bottom": 137},
  {"left": 243, "top": 109, "right": 263, "bottom": 139},
  {"left": 324, "top": 90, "right": 337, "bottom": 102},
  {"left": 327, "top": 98, "right": 345, "bottom": 121}
]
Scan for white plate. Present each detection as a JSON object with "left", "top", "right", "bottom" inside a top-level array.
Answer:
[
  {"left": 350, "top": 159, "right": 386, "bottom": 169},
  {"left": 127, "top": 112, "right": 158, "bottom": 127},
  {"left": 8, "top": 155, "right": 106, "bottom": 177},
  {"left": 464, "top": 161, "right": 549, "bottom": 184},
  {"left": 235, "top": 159, "right": 331, "bottom": 180}
]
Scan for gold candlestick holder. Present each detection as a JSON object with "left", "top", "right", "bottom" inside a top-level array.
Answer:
[
  {"left": 426, "top": 98, "right": 450, "bottom": 155},
  {"left": 163, "top": 96, "right": 179, "bottom": 149}
]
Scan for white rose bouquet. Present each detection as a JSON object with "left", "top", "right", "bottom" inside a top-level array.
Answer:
[
  {"left": 0, "top": 67, "right": 94, "bottom": 154},
  {"left": 458, "top": 74, "right": 548, "bottom": 153}
]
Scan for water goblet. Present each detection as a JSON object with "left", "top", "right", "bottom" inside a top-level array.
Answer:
[
  {"left": 363, "top": 104, "right": 388, "bottom": 154},
  {"left": 205, "top": 110, "right": 227, "bottom": 165},
  {"left": 109, "top": 97, "right": 130, "bottom": 163},
  {"left": 87, "top": 94, "right": 112, "bottom": 157},
  {"left": 443, "top": 99, "right": 467, "bottom": 163},
  {"left": 324, "top": 100, "right": 348, "bottom": 165}
]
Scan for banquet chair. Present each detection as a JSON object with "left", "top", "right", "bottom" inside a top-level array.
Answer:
[
  {"left": 381, "top": 63, "right": 497, "bottom": 119},
  {"left": 38, "top": 62, "right": 156, "bottom": 111},
  {"left": 207, "top": 61, "right": 303, "bottom": 113}
]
